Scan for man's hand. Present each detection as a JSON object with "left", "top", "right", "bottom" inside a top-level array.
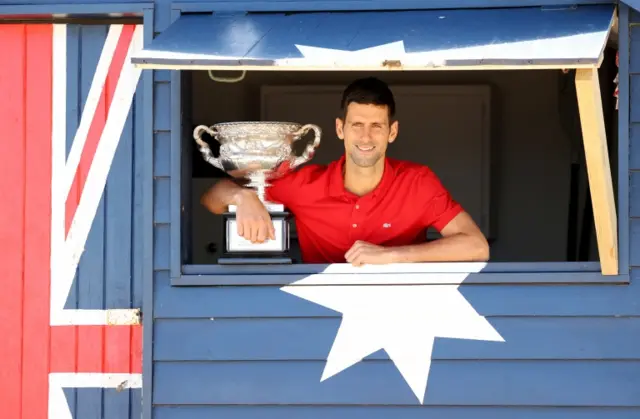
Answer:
[
  {"left": 345, "top": 240, "right": 395, "bottom": 267},
  {"left": 234, "top": 190, "right": 276, "bottom": 243}
]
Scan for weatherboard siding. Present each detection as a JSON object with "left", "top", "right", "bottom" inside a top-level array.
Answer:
[
  {"left": 63, "top": 25, "right": 145, "bottom": 419},
  {"left": 0, "top": 22, "right": 144, "bottom": 419},
  {"left": 149, "top": 23, "right": 640, "bottom": 419}
]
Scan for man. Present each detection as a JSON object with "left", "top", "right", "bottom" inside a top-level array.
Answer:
[{"left": 201, "top": 77, "right": 489, "bottom": 266}]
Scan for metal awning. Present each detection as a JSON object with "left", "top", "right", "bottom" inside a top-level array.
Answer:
[{"left": 131, "top": 5, "right": 616, "bottom": 71}]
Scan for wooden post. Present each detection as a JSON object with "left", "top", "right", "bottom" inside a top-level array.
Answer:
[{"left": 574, "top": 68, "right": 618, "bottom": 275}]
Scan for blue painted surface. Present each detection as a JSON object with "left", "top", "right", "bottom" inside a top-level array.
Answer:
[
  {"left": 64, "top": 389, "right": 142, "bottom": 419},
  {"left": 60, "top": 23, "right": 144, "bottom": 419},
  {"left": 142, "top": 9, "right": 155, "bottom": 419},
  {"left": 133, "top": 5, "right": 615, "bottom": 69},
  {"left": 144, "top": 2, "right": 640, "bottom": 418},
  {"left": 155, "top": 406, "right": 640, "bottom": 419},
  {"left": 0, "top": 0, "right": 619, "bottom": 15},
  {"left": 153, "top": 271, "right": 640, "bottom": 318},
  {"left": 154, "top": 317, "right": 640, "bottom": 360},
  {"left": 153, "top": 361, "right": 640, "bottom": 405},
  {"left": 7, "top": 0, "right": 635, "bottom": 418}
]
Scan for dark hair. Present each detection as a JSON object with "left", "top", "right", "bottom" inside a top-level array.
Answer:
[{"left": 340, "top": 77, "right": 396, "bottom": 120}]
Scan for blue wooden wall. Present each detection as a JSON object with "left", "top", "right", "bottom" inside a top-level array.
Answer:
[
  {"left": 63, "top": 24, "right": 144, "bottom": 419},
  {"left": 1, "top": 1, "right": 637, "bottom": 419},
  {"left": 148, "top": 5, "right": 640, "bottom": 419}
]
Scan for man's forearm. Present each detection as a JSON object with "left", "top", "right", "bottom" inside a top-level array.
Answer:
[
  {"left": 200, "top": 178, "right": 252, "bottom": 214},
  {"left": 388, "top": 233, "right": 489, "bottom": 263}
]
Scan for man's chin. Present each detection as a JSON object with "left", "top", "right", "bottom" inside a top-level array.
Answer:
[{"left": 348, "top": 153, "right": 381, "bottom": 168}]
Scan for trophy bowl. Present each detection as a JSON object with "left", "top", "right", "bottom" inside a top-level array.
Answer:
[{"left": 193, "top": 121, "right": 322, "bottom": 203}]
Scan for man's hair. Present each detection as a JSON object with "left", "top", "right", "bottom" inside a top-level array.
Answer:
[{"left": 340, "top": 77, "right": 396, "bottom": 120}]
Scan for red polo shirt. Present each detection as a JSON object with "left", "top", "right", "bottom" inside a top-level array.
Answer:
[{"left": 265, "top": 156, "right": 463, "bottom": 264}]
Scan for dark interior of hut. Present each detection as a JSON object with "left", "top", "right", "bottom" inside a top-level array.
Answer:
[{"left": 177, "top": 46, "right": 619, "bottom": 266}]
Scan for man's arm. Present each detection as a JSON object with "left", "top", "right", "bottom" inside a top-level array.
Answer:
[
  {"left": 200, "top": 178, "right": 249, "bottom": 215},
  {"left": 201, "top": 179, "right": 276, "bottom": 243},
  {"left": 388, "top": 211, "right": 489, "bottom": 263},
  {"left": 345, "top": 211, "right": 489, "bottom": 266}
]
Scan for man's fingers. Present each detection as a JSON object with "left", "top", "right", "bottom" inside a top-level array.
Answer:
[
  {"left": 268, "top": 221, "right": 276, "bottom": 240},
  {"left": 351, "top": 254, "right": 364, "bottom": 267},
  {"left": 346, "top": 247, "right": 362, "bottom": 263},
  {"left": 256, "top": 222, "right": 267, "bottom": 243},
  {"left": 251, "top": 220, "right": 261, "bottom": 243},
  {"left": 237, "top": 221, "right": 244, "bottom": 237},
  {"left": 345, "top": 242, "right": 360, "bottom": 260},
  {"left": 242, "top": 223, "right": 252, "bottom": 242}
]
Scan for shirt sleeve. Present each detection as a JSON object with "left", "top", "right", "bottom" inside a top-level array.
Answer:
[
  {"left": 419, "top": 168, "right": 464, "bottom": 232},
  {"left": 264, "top": 165, "right": 307, "bottom": 210}
]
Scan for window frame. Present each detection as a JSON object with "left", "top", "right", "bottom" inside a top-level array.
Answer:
[{"left": 166, "top": 3, "right": 631, "bottom": 286}]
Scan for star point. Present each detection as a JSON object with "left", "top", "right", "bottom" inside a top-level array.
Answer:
[
  {"left": 281, "top": 276, "right": 504, "bottom": 403},
  {"left": 284, "top": 41, "right": 407, "bottom": 66}
]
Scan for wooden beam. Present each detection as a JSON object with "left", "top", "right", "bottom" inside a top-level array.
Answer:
[{"left": 574, "top": 68, "right": 618, "bottom": 275}]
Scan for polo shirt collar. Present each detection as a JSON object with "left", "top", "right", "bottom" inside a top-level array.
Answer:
[{"left": 328, "top": 155, "right": 396, "bottom": 199}]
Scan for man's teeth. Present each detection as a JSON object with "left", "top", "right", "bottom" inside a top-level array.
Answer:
[{"left": 357, "top": 145, "right": 374, "bottom": 151}]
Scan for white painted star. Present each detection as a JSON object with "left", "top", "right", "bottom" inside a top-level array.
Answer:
[
  {"left": 276, "top": 41, "right": 407, "bottom": 67},
  {"left": 281, "top": 275, "right": 504, "bottom": 403}
]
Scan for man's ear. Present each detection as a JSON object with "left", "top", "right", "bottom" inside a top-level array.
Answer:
[
  {"left": 388, "top": 119, "right": 399, "bottom": 143},
  {"left": 335, "top": 117, "right": 345, "bottom": 140}
]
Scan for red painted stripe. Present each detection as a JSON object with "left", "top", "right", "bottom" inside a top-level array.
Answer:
[
  {"left": 78, "top": 325, "right": 104, "bottom": 374},
  {"left": 50, "top": 325, "right": 142, "bottom": 373},
  {"left": 65, "top": 24, "right": 136, "bottom": 235},
  {"left": 131, "top": 324, "right": 143, "bottom": 374},
  {"left": 50, "top": 326, "right": 76, "bottom": 373},
  {"left": 106, "top": 325, "right": 130, "bottom": 374},
  {"left": 22, "top": 24, "right": 53, "bottom": 419},
  {"left": 0, "top": 24, "right": 27, "bottom": 419}
]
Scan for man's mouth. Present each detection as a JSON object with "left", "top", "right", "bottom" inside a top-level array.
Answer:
[{"left": 356, "top": 145, "right": 375, "bottom": 152}]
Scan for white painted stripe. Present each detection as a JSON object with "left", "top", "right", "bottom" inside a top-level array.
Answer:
[
  {"left": 51, "top": 25, "right": 144, "bottom": 321},
  {"left": 280, "top": 273, "right": 475, "bottom": 286},
  {"left": 50, "top": 24, "right": 67, "bottom": 325},
  {"left": 61, "top": 24, "right": 123, "bottom": 203},
  {"left": 51, "top": 308, "right": 141, "bottom": 326},
  {"left": 49, "top": 373, "right": 142, "bottom": 419},
  {"left": 50, "top": 372, "right": 142, "bottom": 388}
]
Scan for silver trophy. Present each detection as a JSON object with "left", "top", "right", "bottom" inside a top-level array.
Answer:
[{"left": 193, "top": 121, "right": 322, "bottom": 264}]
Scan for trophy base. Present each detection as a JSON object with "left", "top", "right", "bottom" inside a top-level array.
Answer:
[{"left": 219, "top": 209, "right": 292, "bottom": 265}]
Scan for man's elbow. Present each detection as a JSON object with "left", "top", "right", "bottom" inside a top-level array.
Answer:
[
  {"left": 200, "top": 188, "right": 225, "bottom": 215},
  {"left": 472, "top": 233, "right": 490, "bottom": 262}
]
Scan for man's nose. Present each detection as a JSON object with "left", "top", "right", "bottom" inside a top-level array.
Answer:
[{"left": 361, "top": 128, "right": 374, "bottom": 141}]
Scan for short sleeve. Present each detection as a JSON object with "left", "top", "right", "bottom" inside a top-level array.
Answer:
[
  {"left": 419, "top": 168, "right": 464, "bottom": 232},
  {"left": 264, "top": 165, "right": 308, "bottom": 209}
]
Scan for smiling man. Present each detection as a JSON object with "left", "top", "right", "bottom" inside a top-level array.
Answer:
[{"left": 201, "top": 77, "right": 489, "bottom": 266}]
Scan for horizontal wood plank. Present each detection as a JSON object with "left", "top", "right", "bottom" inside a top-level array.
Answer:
[
  {"left": 153, "top": 270, "right": 640, "bottom": 318},
  {"left": 153, "top": 360, "right": 640, "bottom": 406},
  {"left": 154, "top": 406, "right": 640, "bottom": 419},
  {"left": 154, "top": 317, "right": 640, "bottom": 361}
]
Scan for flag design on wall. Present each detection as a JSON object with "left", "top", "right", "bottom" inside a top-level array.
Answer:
[{"left": 0, "top": 23, "right": 144, "bottom": 419}]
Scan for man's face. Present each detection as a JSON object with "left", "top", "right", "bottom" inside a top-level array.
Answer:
[{"left": 336, "top": 102, "right": 398, "bottom": 168}]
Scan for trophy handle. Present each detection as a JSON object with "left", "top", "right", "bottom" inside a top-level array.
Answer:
[
  {"left": 291, "top": 123, "right": 322, "bottom": 169},
  {"left": 193, "top": 125, "right": 224, "bottom": 170}
]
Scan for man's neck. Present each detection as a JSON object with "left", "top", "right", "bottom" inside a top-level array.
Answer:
[{"left": 343, "top": 157, "right": 385, "bottom": 197}]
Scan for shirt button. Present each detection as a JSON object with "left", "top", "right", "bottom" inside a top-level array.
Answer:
[
  {"left": 352, "top": 223, "right": 358, "bottom": 228},
  {"left": 355, "top": 205, "right": 360, "bottom": 209}
]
